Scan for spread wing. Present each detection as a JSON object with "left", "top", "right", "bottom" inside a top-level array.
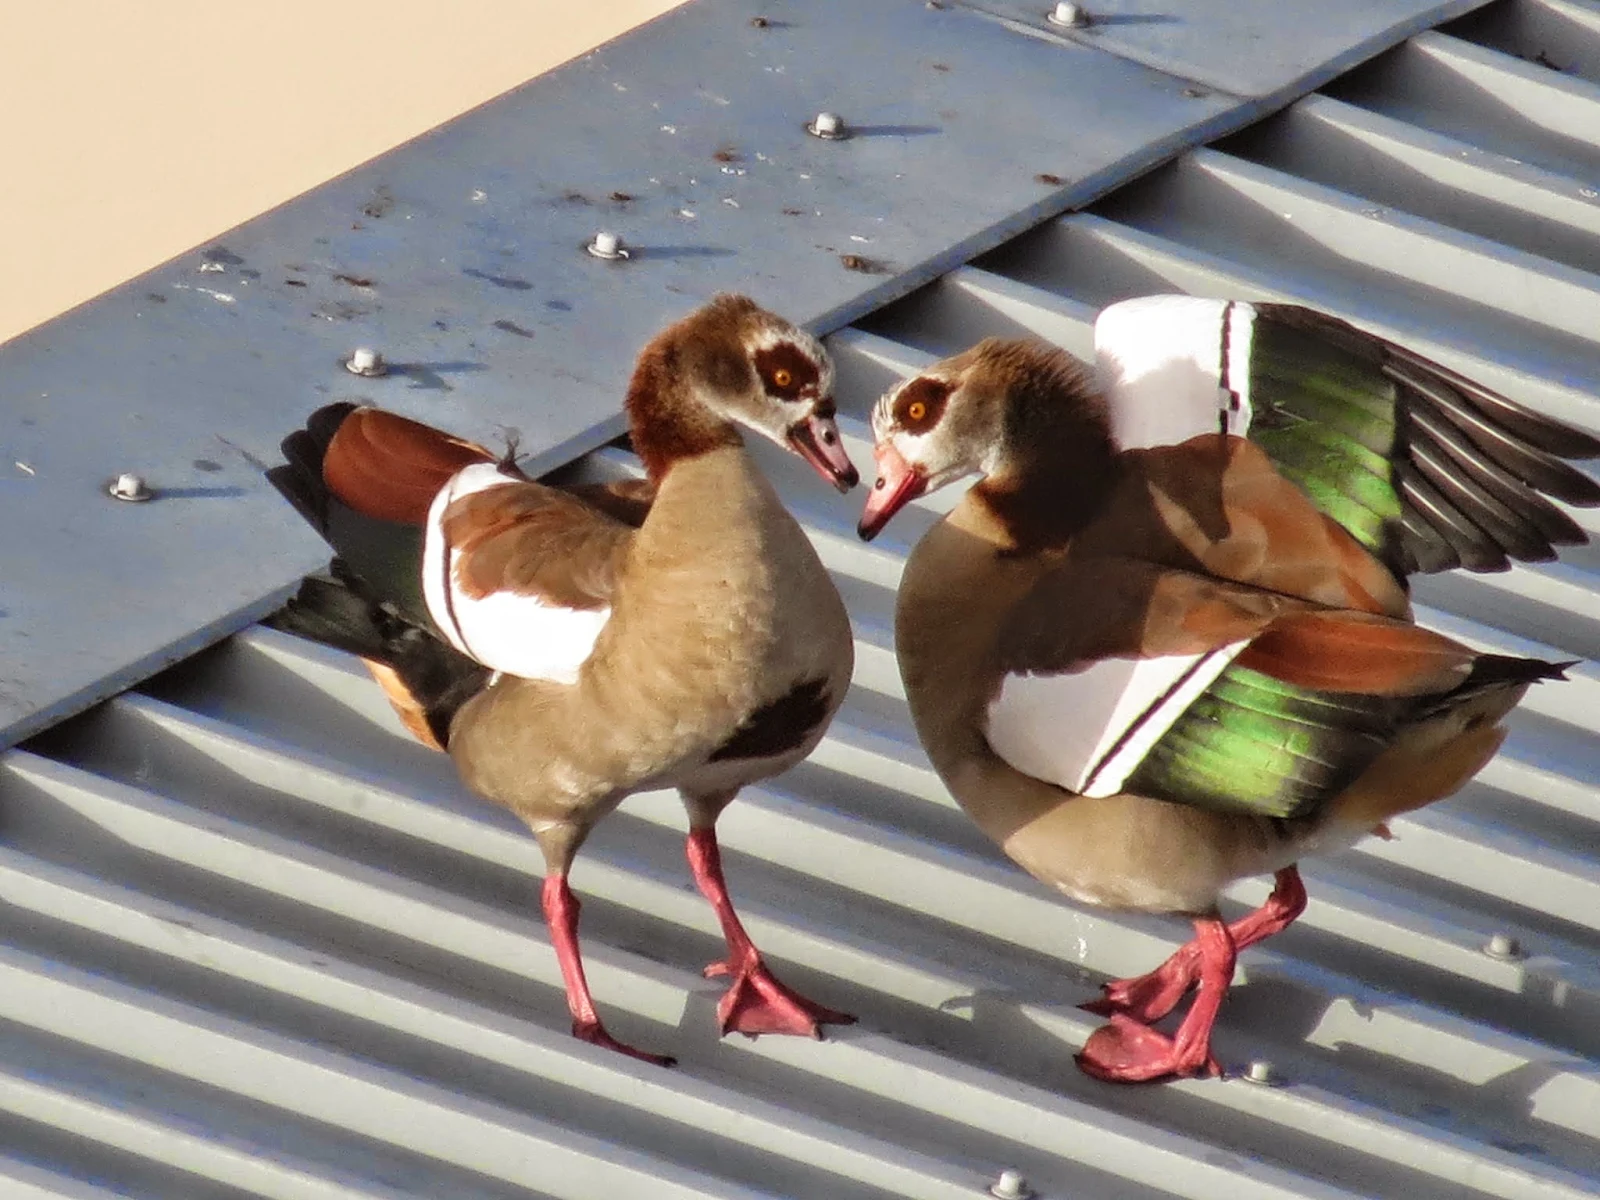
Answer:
[
  {"left": 422, "top": 463, "right": 634, "bottom": 682},
  {"left": 1247, "top": 303, "right": 1599, "bottom": 575},
  {"left": 1095, "top": 297, "right": 1600, "bottom": 580},
  {"left": 1074, "top": 433, "right": 1410, "bottom": 617}
]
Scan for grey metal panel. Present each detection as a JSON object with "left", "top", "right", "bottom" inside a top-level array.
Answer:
[
  {"left": 0, "top": 0, "right": 1487, "bottom": 748},
  {"left": 4, "top": 2, "right": 1600, "bottom": 1199},
  {"left": 968, "top": 0, "right": 1487, "bottom": 98}
]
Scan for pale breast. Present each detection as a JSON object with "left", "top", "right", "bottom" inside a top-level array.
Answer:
[{"left": 467, "top": 447, "right": 851, "bottom": 810}]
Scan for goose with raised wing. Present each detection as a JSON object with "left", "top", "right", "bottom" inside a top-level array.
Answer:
[{"left": 858, "top": 296, "right": 1597, "bottom": 1082}]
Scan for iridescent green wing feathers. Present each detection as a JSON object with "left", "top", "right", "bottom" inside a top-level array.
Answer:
[
  {"left": 1127, "top": 654, "right": 1565, "bottom": 821},
  {"left": 1126, "top": 664, "right": 1396, "bottom": 819},
  {"left": 1244, "top": 304, "right": 1600, "bottom": 578}
]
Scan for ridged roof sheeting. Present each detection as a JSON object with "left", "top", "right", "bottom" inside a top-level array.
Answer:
[{"left": 3, "top": 2, "right": 1599, "bottom": 1197}]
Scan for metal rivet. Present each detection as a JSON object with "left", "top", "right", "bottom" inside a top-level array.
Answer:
[
  {"left": 1243, "top": 1059, "right": 1279, "bottom": 1086},
  {"left": 345, "top": 347, "right": 387, "bottom": 377},
  {"left": 1047, "top": 2, "right": 1089, "bottom": 27},
  {"left": 586, "top": 231, "right": 630, "bottom": 260},
  {"left": 108, "top": 473, "right": 153, "bottom": 503},
  {"left": 807, "top": 111, "right": 849, "bottom": 140},
  {"left": 1484, "top": 932, "right": 1523, "bottom": 960},
  {"left": 990, "top": 1169, "right": 1035, "bottom": 1200}
]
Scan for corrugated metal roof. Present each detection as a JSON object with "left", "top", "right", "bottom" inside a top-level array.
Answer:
[{"left": 4, "top": 1, "right": 1600, "bottom": 1197}]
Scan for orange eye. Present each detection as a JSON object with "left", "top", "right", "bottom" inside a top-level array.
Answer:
[
  {"left": 907, "top": 400, "right": 927, "bottom": 421},
  {"left": 772, "top": 368, "right": 793, "bottom": 388}
]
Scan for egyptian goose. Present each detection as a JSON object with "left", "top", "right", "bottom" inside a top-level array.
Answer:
[
  {"left": 268, "top": 294, "right": 860, "bottom": 1064},
  {"left": 857, "top": 296, "right": 1598, "bottom": 1083}
]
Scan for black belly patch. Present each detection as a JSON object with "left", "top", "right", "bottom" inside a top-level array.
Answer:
[{"left": 709, "top": 677, "right": 832, "bottom": 762}]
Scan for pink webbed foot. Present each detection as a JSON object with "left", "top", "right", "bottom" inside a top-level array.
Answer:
[
  {"left": 1081, "top": 945, "right": 1201, "bottom": 1022},
  {"left": 705, "top": 955, "right": 856, "bottom": 1038},
  {"left": 572, "top": 1019, "right": 677, "bottom": 1068},
  {"left": 1084, "top": 868, "right": 1308, "bottom": 1025},
  {"left": 686, "top": 824, "right": 855, "bottom": 1038},
  {"left": 1077, "top": 915, "right": 1236, "bottom": 1085},
  {"left": 1076, "top": 1014, "right": 1223, "bottom": 1083}
]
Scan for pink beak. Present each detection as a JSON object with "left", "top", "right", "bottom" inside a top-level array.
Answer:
[
  {"left": 858, "top": 441, "right": 926, "bottom": 541},
  {"left": 788, "top": 408, "right": 859, "bottom": 493}
]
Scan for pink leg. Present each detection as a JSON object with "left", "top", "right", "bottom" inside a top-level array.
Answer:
[
  {"left": 542, "top": 875, "right": 675, "bottom": 1067},
  {"left": 1078, "top": 917, "right": 1235, "bottom": 1083},
  {"left": 686, "top": 828, "right": 855, "bottom": 1038},
  {"left": 1083, "top": 866, "right": 1306, "bottom": 1022}
]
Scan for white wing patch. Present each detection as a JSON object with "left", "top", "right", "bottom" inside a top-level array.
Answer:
[
  {"left": 986, "top": 643, "right": 1247, "bottom": 798},
  {"left": 421, "top": 462, "right": 610, "bottom": 684},
  {"left": 1094, "top": 295, "right": 1255, "bottom": 450}
]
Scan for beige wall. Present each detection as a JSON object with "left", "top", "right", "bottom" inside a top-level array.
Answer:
[{"left": 0, "top": 1, "right": 684, "bottom": 347}]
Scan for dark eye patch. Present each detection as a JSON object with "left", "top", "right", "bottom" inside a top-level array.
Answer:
[
  {"left": 895, "top": 376, "right": 952, "bottom": 433},
  {"left": 753, "top": 342, "right": 820, "bottom": 401}
]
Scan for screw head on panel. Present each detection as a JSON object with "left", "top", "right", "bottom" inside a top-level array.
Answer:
[
  {"left": 1483, "top": 932, "right": 1523, "bottom": 960},
  {"left": 807, "top": 111, "right": 849, "bottom": 140},
  {"left": 990, "top": 1169, "right": 1034, "bottom": 1200},
  {"left": 1243, "top": 1059, "right": 1279, "bottom": 1086},
  {"left": 586, "top": 231, "right": 630, "bottom": 260},
  {"left": 108, "top": 473, "right": 153, "bottom": 502},
  {"left": 345, "top": 347, "right": 387, "bottom": 377},
  {"left": 1047, "top": 2, "right": 1089, "bottom": 27}
]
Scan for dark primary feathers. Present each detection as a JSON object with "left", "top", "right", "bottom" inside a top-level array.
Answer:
[
  {"left": 267, "top": 402, "right": 469, "bottom": 632},
  {"left": 268, "top": 565, "right": 491, "bottom": 749},
  {"left": 1246, "top": 304, "right": 1600, "bottom": 578},
  {"left": 267, "top": 404, "right": 497, "bottom": 746},
  {"left": 267, "top": 403, "right": 663, "bottom": 746}
]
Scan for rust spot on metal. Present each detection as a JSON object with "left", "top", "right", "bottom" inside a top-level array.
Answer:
[
  {"left": 840, "top": 254, "right": 889, "bottom": 274},
  {"left": 333, "top": 273, "right": 374, "bottom": 288},
  {"left": 1035, "top": 172, "right": 1064, "bottom": 185}
]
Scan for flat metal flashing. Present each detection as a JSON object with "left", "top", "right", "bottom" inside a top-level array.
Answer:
[
  {"left": 966, "top": 0, "right": 1491, "bottom": 98},
  {"left": 0, "top": 0, "right": 1486, "bottom": 747}
]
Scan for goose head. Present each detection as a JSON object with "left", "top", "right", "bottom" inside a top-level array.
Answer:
[{"left": 628, "top": 295, "right": 857, "bottom": 491}]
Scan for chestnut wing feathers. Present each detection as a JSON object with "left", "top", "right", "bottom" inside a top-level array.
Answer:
[
  {"left": 422, "top": 463, "right": 634, "bottom": 682},
  {"left": 444, "top": 484, "right": 633, "bottom": 611}
]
